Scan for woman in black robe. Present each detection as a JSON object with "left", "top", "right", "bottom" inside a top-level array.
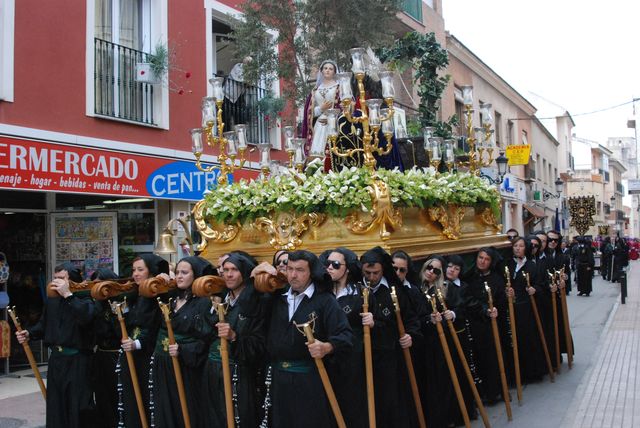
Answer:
[
  {"left": 320, "top": 247, "right": 372, "bottom": 428},
  {"left": 504, "top": 237, "right": 547, "bottom": 383},
  {"left": 119, "top": 254, "right": 167, "bottom": 427},
  {"left": 462, "top": 247, "right": 507, "bottom": 405},
  {"left": 421, "top": 255, "right": 477, "bottom": 427},
  {"left": 203, "top": 252, "right": 267, "bottom": 427},
  {"left": 150, "top": 256, "right": 214, "bottom": 428},
  {"left": 575, "top": 237, "right": 595, "bottom": 295}
]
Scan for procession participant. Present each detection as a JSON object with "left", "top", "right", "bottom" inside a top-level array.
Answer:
[
  {"left": 320, "top": 247, "right": 371, "bottom": 428},
  {"left": 361, "top": 246, "right": 421, "bottom": 428},
  {"left": 16, "top": 263, "right": 98, "bottom": 428},
  {"left": 266, "top": 250, "right": 353, "bottom": 428},
  {"left": 273, "top": 250, "right": 289, "bottom": 275},
  {"left": 442, "top": 255, "right": 478, "bottom": 424},
  {"left": 611, "top": 235, "right": 628, "bottom": 283},
  {"left": 151, "top": 256, "right": 214, "bottom": 428},
  {"left": 560, "top": 238, "right": 573, "bottom": 294},
  {"left": 600, "top": 236, "right": 613, "bottom": 281},
  {"left": 575, "top": 237, "right": 595, "bottom": 295},
  {"left": 546, "top": 230, "right": 573, "bottom": 361},
  {"left": 534, "top": 231, "right": 558, "bottom": 371},
  {"left": 90, "top": 268, "right": 122, "bottom": 427},
  {"left": 463, "top": 248, "right": 507, "bottom": 405},
  {"left": 392, "top": 250, "right": 429, "bottom": 427},
  {"left": 119, "top": 254, "right": 169, "bottom": 427},
  {"left": 505, "top": 237, "right": 547, "bottom": 383},
  {"left": 204, "top": 252, "right": 267, "bottom": 427}
]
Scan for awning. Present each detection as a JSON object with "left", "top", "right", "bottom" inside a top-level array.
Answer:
[{"left": 524, "top": 204, "right": 547, "bottom": 218}]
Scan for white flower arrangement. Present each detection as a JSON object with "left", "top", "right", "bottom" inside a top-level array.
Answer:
[{"left": 203, "top": 166, "right": 500, "bottom": 224}]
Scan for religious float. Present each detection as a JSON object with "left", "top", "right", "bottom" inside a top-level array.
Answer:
[{"left": 188, "top": 48, "right": 510, "bottom": 261}]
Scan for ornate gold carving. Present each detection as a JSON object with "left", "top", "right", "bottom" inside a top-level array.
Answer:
[
  {"left": 254, "top": 212, "right": 326, "bottom": 250},
  {"left": 479, "top": 207, "right": 502, "bottom": 231},
  {"left": 162, "top": 337, "right": 170, "bottom": 352},
  {"left": 192, "top": 200, "right": 240, "bottom": 251},
  {"left": 344, "top": 178, "right": 403, "bottom": 240},
  {"left": 428, "top": 205, "right": 466, "bottom": 240}
]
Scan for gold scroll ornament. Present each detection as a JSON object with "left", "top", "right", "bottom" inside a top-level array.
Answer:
[
  {"left": 344, "top": 177, "right": 402, "bottom": 240},
  {"left": 254, "top": 212, "right": 326, "bottom": 250},
  {"left": 428, "top": 205, "right": 467, "bottom": 240}
]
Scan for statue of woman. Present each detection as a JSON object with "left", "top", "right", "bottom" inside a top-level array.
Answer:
[{"left": 303, "top": 60, "right": 340, "bottom": 160}]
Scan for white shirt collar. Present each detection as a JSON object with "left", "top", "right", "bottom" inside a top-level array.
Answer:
[
  {"left": 450, "top": 278, "right": 461, "bottom": 287},
  {"left": 286, "top": 283, "right": 315, "bottom": 299},
  {"left": 286, "top": 283, "right": 315, "bottom": 321},
  {"left": 402, "top": 278, "right": 412, "bottom": 288}
]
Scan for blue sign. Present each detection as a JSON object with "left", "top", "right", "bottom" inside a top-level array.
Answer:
[{"left": 146, "top": 161, "right": 223, "bottom": 201}]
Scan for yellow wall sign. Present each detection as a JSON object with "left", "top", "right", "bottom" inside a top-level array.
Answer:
[{"left": 505, "top": 144, "right": 532, "bottom": 166}]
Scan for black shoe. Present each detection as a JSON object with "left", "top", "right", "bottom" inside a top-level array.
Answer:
[
  {"left": 578, "top": 292, "right": 584, "bottom": 296},
  {"left": 585, "top": 293, "right": 590, "bottom": 296}
]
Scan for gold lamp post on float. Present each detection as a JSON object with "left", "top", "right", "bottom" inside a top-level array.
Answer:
[
  {"left": 328, "top": 47, "right": 396, "bottom": 172},
  {"left": 190, "top": 77, "right": 249, "bottom": 185},
  {"left": 455, "top": 85, "right": 497, "bottom": 174}
]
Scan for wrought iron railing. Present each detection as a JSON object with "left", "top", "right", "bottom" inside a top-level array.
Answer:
[
  {"left": 214, "top": 74, "right": 270, "bottom": 146},
  {"left": 94, "top": 38, "right": 155, "bottom": 125}
]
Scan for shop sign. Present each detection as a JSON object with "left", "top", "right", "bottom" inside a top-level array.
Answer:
[
  {"left": 0, "top": 136, "right": 256, "bottom": 200},
  {"left": 505, "top": 144, "right": 531, "bottom": 166}
]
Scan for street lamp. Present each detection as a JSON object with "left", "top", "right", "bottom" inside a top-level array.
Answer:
[
  {"left": 480, "top": 151, "right": 509, "bottom": 185},
  {"left": 543, "top": 177, "right": 564, "bottom": 200}
]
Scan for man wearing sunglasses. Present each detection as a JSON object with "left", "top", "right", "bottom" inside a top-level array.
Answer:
[{"left": 360, "top": 246, "right": 421, "bottom": 428}]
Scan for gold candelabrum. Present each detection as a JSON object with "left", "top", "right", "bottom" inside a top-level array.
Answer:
[
  {"left": 190, "top": 77, "right": 249, "bottom": 185},
  {"left": 327, "top": 48, "right": 396, "bottom": 172},
  {"left": 423, "top": 86, "right": 497, "bottom": 175}
]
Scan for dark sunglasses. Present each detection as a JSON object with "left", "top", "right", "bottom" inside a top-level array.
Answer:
[
  {"left": 548, "top": 238, "right": 560, "bottom": 243},
  {"left": 531, "top": 244, "right": 539, "bottom": 248},
  {"left": 276, "top": 258, "right": 288, "bottom": 266},
  {"left": 507, "top": 235, "right": 517, "bottom": 240},
  {"left": 394, "top": 266, "right": 407, "bottom": 274},
  {"left": 325, "top": 260, "right": 344, "bottom": 269},
  {"left": 426, "top": 266, "right": 442, "bottom": 276}
]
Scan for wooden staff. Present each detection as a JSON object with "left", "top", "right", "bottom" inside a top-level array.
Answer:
[
  {"left": 436, "top": 289, "right": 491, "bottom": 428},
  {"left": 295, "top": 318, "right": 346, "bottom": 428},
  {"left": 46, "top": 277, "right": 135, "bottom": 299},
  {"left": 391, "top": 287, "right": 427, "bottom": 428},
  {"left": 504, "top": 266, "right": 522, "bottom": 405},
  {"left": 485, "top": 283, "right": 512, "bottom": 421},
  {"left": 114, "top": 301, "right": 149, "bottom": 428},
  {"left": 7, "top": 307, "right": 46, "bottom": 400},
  {"left": 548, "top": 272, "right": 561, "bottom": 373},
  {"left": 427, "top": 292, "right": 469, "bottom": 428},
  {"left": 214, "top": 302, "right": 235, "bottom": 428},
  {"left": 557, "top": 268, "right": 573, "bottom": 369},
  {"left": 158, "top": 299, "right": 192, "bottom": 428},
  {"left": 524, "top": 273, "right": 555, "bottom": 382},
  {"left": 361, "top": 285, "right": 376, "bottom": 428}
]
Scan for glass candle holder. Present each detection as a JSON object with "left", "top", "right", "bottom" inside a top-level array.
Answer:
[
  {"left": 325, "top": 108, "right": 340, "bottom": 137},
  {"left": 201, "top": 97, "right": 216, "bottom": 128},
  {"left": 257, "top": 142, "right": 271, "bottom": 168},
  {"left": 423, "top": 127, "right": 435, "bottom": 149},
  {"left": 379, "top": 71, "right": 395, "bottom": 99},
  {"left": 366, "top": 99, "right": 382, "bottom": 126},
  {"left": 337, "top": 72, "right": 353, "bottom": 100},
  {"left": 350, "top": 47, "right": 366, "bottom": 74},
  {"left": 429, "top": 137, "right": 443, "bottom": 160},
  {"left": 234, "top": 124, "right": 248, "bottom": 150},
  {"left": 190, "top": 128, "right": 203, "bottom": 153},
  {"left": 293, "top": 138, "right": 306, "bottom": 166},
  {"left": 381, "top": 109, "right": 394, "bottom": 134},
  {"left": 461, "top": 85, "right": 473, "bottom": 106},
  {"left": 223, "top": 131, "right": 238, "bottom": 156},
  {"left": 209, "top": 77, "right": 225, "bottom": 101},
  {"left": 480, "top": 103, "right": 493, "bottom": 126}
]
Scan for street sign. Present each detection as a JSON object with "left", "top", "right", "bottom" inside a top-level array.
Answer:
[{"left": 505, "top": 144, "right": 531, "bottom": 166}]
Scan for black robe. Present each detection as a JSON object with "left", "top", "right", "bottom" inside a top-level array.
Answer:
[
  {"left": 370, "top": 282, "right": 422, "bottom": 428},
  {"left": 547, "top": 250, "right": 574, "bottom": 358},
  {"left": 422, "top": 282, "right": 477, "bottom": 428},
  {"left": 119, "top": 295, "right": 161, "bottom": 428},
  {"left": 27, "top": 293, "right": 98, "bottom": 428},
  {"left": 535, "top": 253, "right": 558, "bottom": 370},
  {"left": 267, "top": 285, "right": 353, "bottom": 428},
  {"left": 203, "top": 285, "right": 267, "bottom": 428},
  {"left": 151, "top": 295, "right": 212, "bottom": 428},
  {"left": 504, "top": 259, "right": 547, "bottom": 383},
  {"left": 463, "top": 269, "right": 508, "bottom": 403},
  {"left": 575, "top": 246, "right": 595, "bottom": 294}
]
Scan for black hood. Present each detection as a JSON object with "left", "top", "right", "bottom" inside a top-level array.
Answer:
[
  {"left": 139, "top": 254, "right": 170, "bottom": 276},
  {"left": 223, "top": 253, "right": 257, "bottom": 283},
  {"left": 361, "top": 246, "right": 401, "bottom": 288},
  {"left": 58, "top": 262, "right": 83, "bottom": 283},
  {"left": 178, "top": 256, "right": 215, "bottom": 279}
]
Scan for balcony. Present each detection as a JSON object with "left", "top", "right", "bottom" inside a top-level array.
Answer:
[
  {"left": 94, "top": 38, "right": 156, "bottom": 125},
  {"left": 616, "top": 181, "right": 625, "bottom": 195},
  {"left": 214, "top": 74, "right": 270, "bottom": 146},
  {"left": 403, "top": 0, "right": 423, "bottom": 22}
]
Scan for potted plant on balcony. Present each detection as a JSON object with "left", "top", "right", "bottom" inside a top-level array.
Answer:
[{"left": 136, "top": 42, "right": 170, "bottom": 84}]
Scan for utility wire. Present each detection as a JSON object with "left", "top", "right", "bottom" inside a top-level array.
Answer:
[{"left": 510, "top": 99, "right": 638, "bottom": 121}]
